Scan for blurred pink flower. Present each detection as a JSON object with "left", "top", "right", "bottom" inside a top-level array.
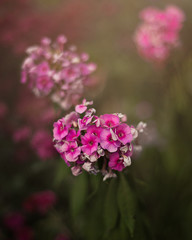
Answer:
[
  {"left": 23, "top": 190, "right": 56, "bottom": 214},
  {"left": 134, "top": 5, "right": 185, "bottom": 63},
  {"left": 21, "top": 35, "right": 97, "bottom": 109},
  {"left": 31, "top": 130, "right": 56, "bottom": 160},
  {"left": 4, "top": 212, "right": 25, "bottom": 231},
  {"left": 13, "top": 126, "right": 31, "bottom": 143}
]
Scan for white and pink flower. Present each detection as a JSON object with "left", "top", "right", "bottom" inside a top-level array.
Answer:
[{"left": 53, "top": 99, "right": 146, "bottom": 180}]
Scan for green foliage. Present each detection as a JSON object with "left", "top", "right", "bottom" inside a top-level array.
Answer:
[
  {"left": 70, "top": 173, "right": 88, "bottom": 218},
  {"left": 118, "top": 174, "right": 136, "bottom": 238},
  {"left": 103, "top": 179, "right": 119, "bottom": 237}
]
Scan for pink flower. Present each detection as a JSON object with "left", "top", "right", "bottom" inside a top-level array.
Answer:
[
  {"left": 53, "top": 100, "right": 145, "bottom": 179},
  {"left": 81, "top": 133, "right": 99, "bottom": 155},
  {"left": 87, "top": 125, "right": 102, "bottom": 140},
  {"left": 4, "top": 212, "right": 25, "bottom": 231},
  {"left": 75, "top": 104, "right": 87, "bottom": 114},
  {"left": 36, "top": 75, "right": 54, "bottom": 94},
  {"left": 64, "top": 111, "right": 79, "bottom": 126},
  {"left": 53, "top": 119, "right": 68, "bottom": 141},
  {"left": 62, "top": 65, "right": 81, "bottom": 83},
  {"left": 66, "top": 129, "right": 80, "bottom": 141},
  {"left": 13, "top": 126, "right": 31, "bottom": 143},
  {"left": 115, "top": 123, "right": 132, "bottom": 145},
  {"left": 100, "top": 114, "right": 120, "bottom": 128},
  {"left": 109, "top": 152, "right": 125, "bottom": 171},
  {"left": 78, "top": 115, "right": 93, "bottom": 130},
  {"left": 100, "top": 129, "right": 120, "bottom": 153},
  {"left": 37, "top": 61, "right": 50, "bottom": 75},
  {"left": 134, "top": 5, "right": 185, "bottom": 63},
  {"left": 63, "top": 141, "right": 81, "bottom": 162},
  {"left": 75, "top": 99, "right": 93, "bottom": 114},
  {"left": 21, "top": 35, "right": 97, "bottom": 110},
  {"left": 31, "top": 130, "right": 55, "bottom": 160},
  {"left": 23, "top": 190, "right": 56, "bottom": 214}
]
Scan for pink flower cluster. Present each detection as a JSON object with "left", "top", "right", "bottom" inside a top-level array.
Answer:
[
  {"left": 134, "top": 5, "right": 185, "bottom": 63},
  {"left": 53, "top": 100, "right": 145, "bottom": 180},
  {"left": 21, "top": 35, "right": 97, "bottom": 110}
]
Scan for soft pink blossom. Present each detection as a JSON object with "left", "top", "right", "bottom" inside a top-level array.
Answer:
[
  {"left": 81, "top": 133, "right": 99, "bottom": 155},
  {"left": 134, "top": 5, "right": 185, "bottom": 63},
  {"left": 100, "top": 129, "right": 120, "bottom": 153},
  {"left": 31, "top": 130, "right": 55, "bottom": 160},
  {"left": 63, "top": 141, "right": 81, "bottom": 162},
  {"left": 87, "top": 125, "right": 102, "bottom": 140},
  {"left": 109, "top": 152, "right": 125, "bottom": 171},
  {"left": 13, "top": 126, "right": 31, "bottom": 143},
  {"left": 115, "top": 123, "right": 132, "bottom": 145},
  {"left": 100, "top": 114, "right": 120, "bottom": 128},
  {"left": 4, "top": 212, "right": 25, "bottom": 231},
  {"left": 53, "top": 119, "right": 68, "bottom": 141},
  {"left": 21, "top": 35, "right": 97, "bottom": 110}
]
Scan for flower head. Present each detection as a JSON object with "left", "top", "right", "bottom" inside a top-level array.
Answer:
[
  {"left": 21, "top": 35, "right": 97, "bottom": 110},
  {"left": 134, "top": 5, "right": 185, "bottom": 63},
  {"left": 53, "top": 100, "right": 146, "bottom": 180}
]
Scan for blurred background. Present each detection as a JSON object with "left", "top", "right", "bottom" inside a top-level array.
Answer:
[{"left": 1, "top": 0, "right": 192, "bottom": 239}]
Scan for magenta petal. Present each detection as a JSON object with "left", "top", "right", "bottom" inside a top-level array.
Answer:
[
  {"left": 65, "top": 152, "right": 77, "bottom": 162},
  {"left": 75, "top": 104, "right": 87, "bottom": 114},
  {"left": 106, "top": 144, "right": 118, "bottom": 153}
]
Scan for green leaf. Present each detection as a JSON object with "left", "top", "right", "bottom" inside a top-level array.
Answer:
[
  {"left": 103, "top": 178, "right": 118, "bottom": 236},
  {"left": 53, "top": 159, "right": 70, "bottom": 186},
  {"left": 70, "top": 173, "right": 88, "bottom": 218},
  {"left": 118, "top": 174, "right": 136, "bottom": 237}
]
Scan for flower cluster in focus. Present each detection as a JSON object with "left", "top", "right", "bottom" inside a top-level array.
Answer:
[
  {"left": 53, "top": 99, "right": 146, "bottom": 181},
  {"left": 21, "top": 35, "right": 97, "bottom": 109},
  {"left": 134, "top": 5, "right": 185, "bottom": 63}
]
